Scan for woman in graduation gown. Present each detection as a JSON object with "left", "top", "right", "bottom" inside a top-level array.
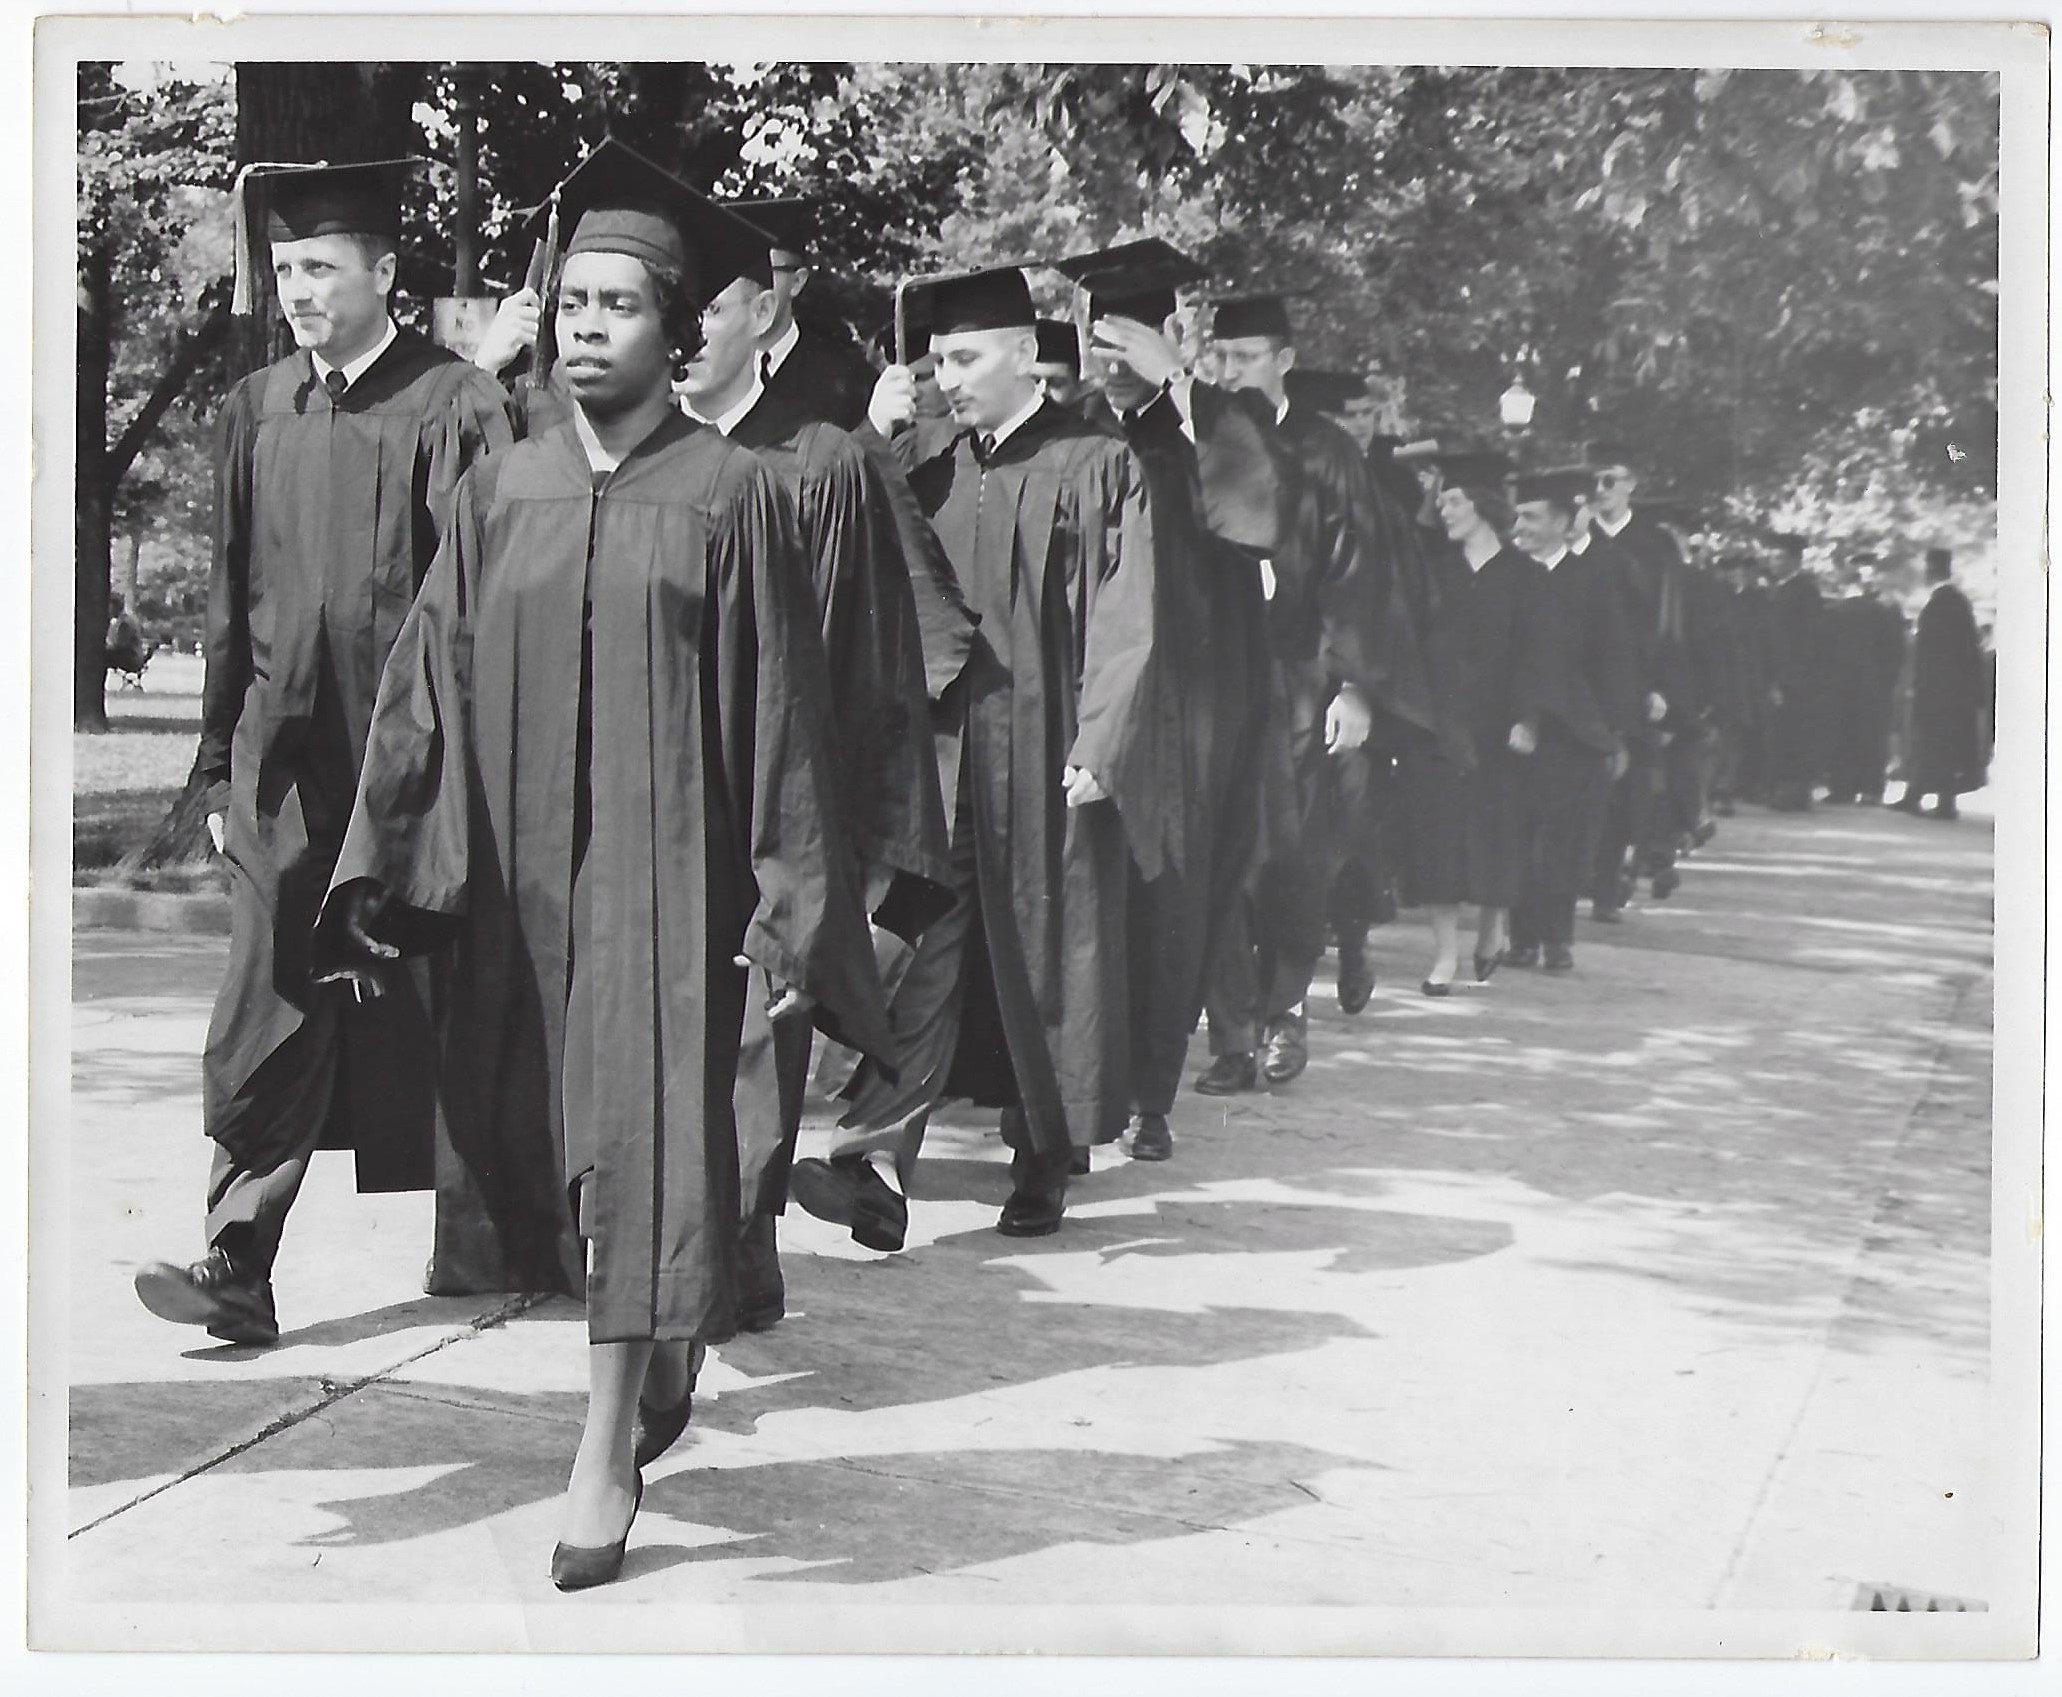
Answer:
[
  {"left": 319, "top": 149, "right": 891, "bottom": 1587},
  {"left": 1395, "top": 453, "right": 1546, "bottom": 987}
]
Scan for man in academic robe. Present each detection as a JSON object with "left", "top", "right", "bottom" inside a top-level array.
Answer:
[
  {"left": 1197, "top": 295, "right": 1432, "bottom": 1093},
  {"left": 677, "top": 215, "right": 954, "bottom": 1326},
  {"left": 1507, "top": 468, "right": 1639, "bottom": 974},
  {"left": 1762, "top": 534, "right": 1832, "bottom": 810},
  {"left": 1823, "top": 554, "right": 1911, "bottom": 805},
  {"left": 1057, "top": 240, "right": 1282, "bottom": 1159},
  {"left": 787, "top": 262, "right": 1170, "bottom": 1245},
  {"left": 728, "top": 196, "right": 878, "bottom": 432},
  {"left": 1895, "top": 546, "right": 1987, "bottom": 818},
  {"left": 1582, "top": 442, "right": 1698, "bottom": 915},
  {"left": 132, "top": 159, "right": 515, "bottom": 1347}
]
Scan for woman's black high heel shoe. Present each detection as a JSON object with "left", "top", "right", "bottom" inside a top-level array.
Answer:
[
  {"left": 551, "top": 1474, "right": 643, "bottom": 1592},
  {"left": 1473, "top": 950, "right": 1503, "bottom": 983},
  {"left": 1421, "top": 978, "right": 1453, "bottom": 998},
  {"left": 632, "top": 1341, "right": 705, "bottom": 1469}
]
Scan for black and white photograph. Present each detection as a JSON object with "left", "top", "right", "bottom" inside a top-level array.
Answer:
[{"left": 21, "top": 5, "right": 2048, "bottom": 1673}]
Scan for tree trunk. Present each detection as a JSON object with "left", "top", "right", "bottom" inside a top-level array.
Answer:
[{"left": 75, "top": 238, "right": 112, "bottom": 732}]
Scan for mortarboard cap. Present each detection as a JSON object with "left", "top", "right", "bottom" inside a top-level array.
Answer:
[
  {"left": 1052, "top": 237, "right": 1208, "bottom": 327},
  {"left": 1212, "top": 294, "right": 1295, "bottom": 343},
  {"left": 1430, "top": 447, "right": 1514, "bottom": 490},
  {"left": 726, "top": 197, "right": 814, "bottom": 260},
  {"left": 903, "top": 263, "right": 1038, "bottom": 337},
  {"left": 1925, "top": 545, "right": 1953, "bottom": 570},
  {"left": 1034, "top": 319, "right": 1081, "bottom": 372},
  {"left": 1511, "top": 466, "right": 1593, "bottom": 507},
  {"left": 1583, "top": 437, "right": 1639, "bottom": 473},
  {"left": 520, "top": 138, "right": 778, "bottom": 305},
  {"left": 1284, "top": 369, "right": 1370, "bottom": 414},
  {"left": 232, "top": 156, "right": 420, "bottom": 315}
]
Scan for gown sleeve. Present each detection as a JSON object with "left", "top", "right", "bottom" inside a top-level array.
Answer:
[
  {"left": 800, "top": 432, "right": 955, "bottom": 933},
  {"left": 317, "top": 463, "right": 486, "bottom": 957},
  {"left": 711, "top": 457, "right": 896, "bottom": 1065},
  {"left": 192, "top": 378, "right": 259, "bottom": 812},
  {"left": 1066, "top": 439, "right": 1177, "bottom": 882}
]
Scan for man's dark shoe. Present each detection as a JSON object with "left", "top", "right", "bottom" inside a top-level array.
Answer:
[
  {"left": 1543, "top": 944, "right": 1576, "bottom": 974},
  {"left": 1128, "top": 1112, "right": 1173, "bottom": 1162},
  {"left": 786, "top": 1155, "right": 909, "bottom": 1253},
  {"left": 1335, "top": 935, "right": 1374, "bottom": 1015},
  {"left": 1261, "top": 1013, "right": 1309, "bottom": 1085},
  {"left": 997, "top": 1145, "right": 1068, "bottom": 1237},
  {"left": 736, "top": 1214, "right": 785, "bottom": 1332},
  {"left": 1505, "top": 943, "right": 1540, "bottom": 969},
  {"left": 1068, "top": 1147, "right": 1092, "bottom": 1177},
  {"left": 1651, "top": 866, "right": 1681, "bottom": 900},
  {"left": 1194, "top": 1052, "right": 1257, "bottom": 1096},
  {"left": 1590, "top": 902, "right": 1624, "bottom": 925},
  {"left": 1692, "top": 819, "right": 1718, "bottom": 846},
  {"left": 134, "top": 1247, "right": 279, "bottom": 1346}
]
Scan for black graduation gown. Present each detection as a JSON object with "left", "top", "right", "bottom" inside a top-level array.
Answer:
[
  {"left": 1824, "top": 592, "right": 1910, "bottom": 796},
  {"left": 1907, "top": 581, "right": 1986, "bottom": 794},
  {"left": 760, "top": 325, "right": 877, "bottom": 434},
  {"left": 1114, "top": 382, "right": 1279, "bottom": 1116},
  {"left": 322, "top": 414, "right": 892, "bottom": 1343},
  {"left": 1522, "top": 547, "right": 1638, "bottom": 901},
  {"left": 194, "top": 331, "right": 513, "bottom": 1191},
  {"left": 843, "top": 401, "right": 1170, "bottom": 1151},
  {"left": 723, "top": 401, "right": 955, "bottom": 1214},
  {"left": 1765, "top": 571, "right": 1832, "bottom": 790}
]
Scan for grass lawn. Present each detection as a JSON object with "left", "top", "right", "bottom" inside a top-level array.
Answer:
[{"left": 73, "top": 652, "right": 206, "bottom": 872}]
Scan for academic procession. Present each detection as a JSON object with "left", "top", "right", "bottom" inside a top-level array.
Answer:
[{"left": 76, "top": 70, "right": 2001, "bottom": 1608}]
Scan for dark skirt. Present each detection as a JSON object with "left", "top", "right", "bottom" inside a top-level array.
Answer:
[
  {"left": 1466, "top": 748, "right": 1530, "bottom": 910},
  {"left": 1393, "top": 748, "right": 1473, "bottom": 907}
]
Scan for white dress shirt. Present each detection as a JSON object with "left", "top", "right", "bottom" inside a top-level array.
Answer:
[{"left": 312, "top": 317, "right": 397, "bottom": 393}]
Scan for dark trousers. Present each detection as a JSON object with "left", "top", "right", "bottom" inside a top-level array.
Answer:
[
  {"left": 1517, "top": 732, "right": 1612, "bottom": 951},
  {"left": 204, "top": 1005, "right": 349, "bottom": 1278}
]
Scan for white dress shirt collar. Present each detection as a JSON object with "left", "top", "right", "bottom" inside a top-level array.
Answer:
[
  {"left": 1569, "top": 531, "right": 1592, "bottom": 555},
  {"left": 312, "top": 316, "right": 397, "bottom": 391},
  {"left": 761, "top": 318, "right": 801, "bottom": 379},
  {"left": 1595, "top": 508, "right": 1632, "bottom": 538},
  {"left": 1535, "top": 545, "right": 1572, "bottom": 572},
  {"left": 982, "top": 389, "right": 1046, "bottom": 452},
  {"left": 683, "top": 368, "right": 766, "bottom": 437}
]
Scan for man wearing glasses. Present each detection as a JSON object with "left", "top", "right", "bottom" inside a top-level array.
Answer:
[{"left": 729, "top": 197, "right": 879, "bottom": 434}]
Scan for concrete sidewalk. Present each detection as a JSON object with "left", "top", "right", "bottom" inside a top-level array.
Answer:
[{"left": 51, "top": 801, "right": 2013, "bottom": 1650}]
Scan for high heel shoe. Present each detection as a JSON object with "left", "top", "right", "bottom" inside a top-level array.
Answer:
[
  {"left": 1473, "top": 950, "right": 1503, "bottom": 983},
  {"left": 551, "top": 1473, "right": 643, "bottom": 1592},
  {"left": 632, "top": 1341, "right": 704, "bottom": 1469}
]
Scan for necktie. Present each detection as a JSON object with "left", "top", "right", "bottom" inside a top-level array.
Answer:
[
  {"left": 977, "top": 433, "right": 998, "bottom": 463},
  {"left": 323, "top": 367, "right": 349, "bottom": 405},
  {"left": 759, "top": 351, "right": 774, "bottom": 386}
]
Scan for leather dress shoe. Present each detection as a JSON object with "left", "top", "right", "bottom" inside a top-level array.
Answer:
[
  {"left": 1504, "top": 943, "right": 1540, "bottom": 969},
  {"left": 1473, "top": 950, "right": 1503, "bottom": 983},
  {"left": 735, "top": 1214, "right": 784, "bottom": 1332},
  {"left": 1068, "top": 1147, "right": 1092, "bottom": 1177},
  {"left": 787, "top": 1155, "right": 909, "bottom": 1252},
  {"left": 134, "top": 1247, "right": 279, "bottom": 1346},
  {"left": 1692, "top": 819, "right": 1718, "bottom": 846},
  {"left": 1335, "top": 936, "right": 1374, "bottom": 1015},
  {"left": 1194, "top": 1051, "right": 1257, "bottom": 1096},
  {"left": 997, "top": 1145, "right": 1068, "bottom": 1237},
  {"left": 1650, "top": 866, "right": 1681, "bottom": 900},
  {"left": 632, "top": 1342, "right": 704, "bottom": 1469},
  {"left": 1590, "top": 903, "right": 1625, "bottom": 925},
  {"left": 551, "top": 1474, "right": 643, "bottom": 1592},
  {"left": 1128, "top": 1112, "right": 1173, "bottom": 1162},
  {"left": 1261, "top": 1014, "right": 1309, "bottom": 1085},
  {"left": 1543, "top": 944, "right": 1576, "bottom": 973}
]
